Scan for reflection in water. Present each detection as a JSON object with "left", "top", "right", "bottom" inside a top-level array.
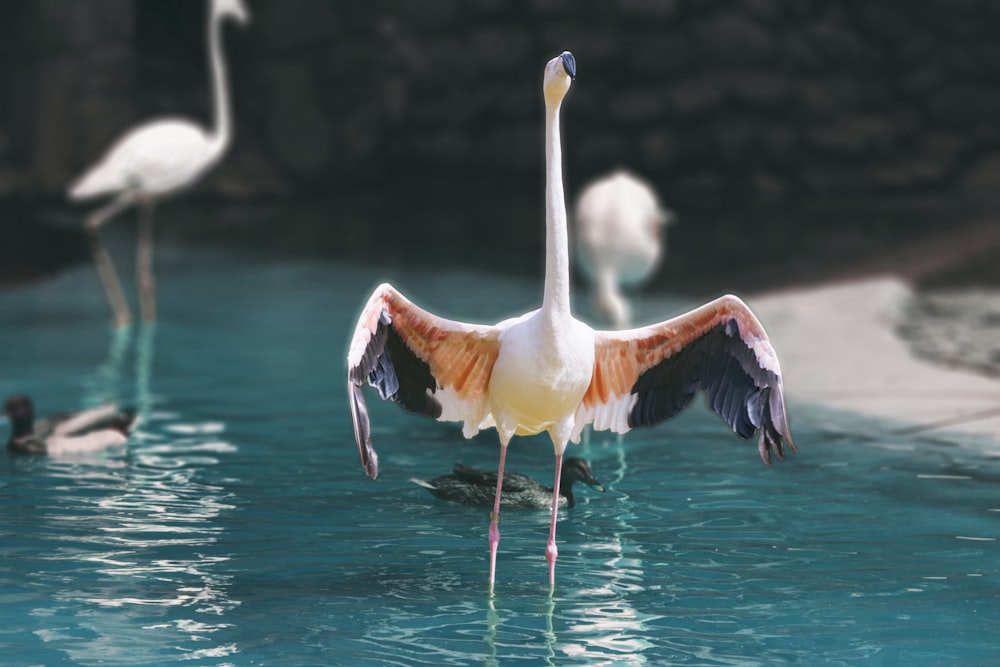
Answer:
[
  {"left": 478, "top": 440, "right": 658, "bottom": 666},
  {"left": 30, "top": 429, "right": 239, "bottom": 664},
  {"left": 135, "top": 324, "right": 157, "bottom": 423},
  {"left": 81, "top": 322, "right": 158, "bottom": 426},
  {"left": 82, "top": 325, "right": 131, "bottom": 406},
  {"left": 562, "top": 440, "right": 657, "bottom": 665},
  {"left": 25, "top": 321, "right": 241, "bottom": 664},
  {"left": 484, "top": 596, "right": 498, "bottom": 667},
  {"left": 543, "top": 596, "right": 557, "bottom": 666},
  {"left": 5, "top": 254, "right": 1000, "bottom": 665}
]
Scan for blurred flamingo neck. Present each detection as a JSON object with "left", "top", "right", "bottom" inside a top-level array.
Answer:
[
  {"left": 207, "top": 7, "right": 232, "bottom": 156},
  {"left": 596, "top": 267, "right": 628, "bottom": 329},
  {"left": 542, "top": 100, "right": 571, "bottom": 320}
]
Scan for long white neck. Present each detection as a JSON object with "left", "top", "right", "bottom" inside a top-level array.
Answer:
[
  {"left": 206, "top": 8, "right": 232, "bottom": 156},
  {"left": 596, "top": 266, "right": 629, "bottom": 329},
  {"left": 542, "top": 98, "right": 571, "bottom": 320}
]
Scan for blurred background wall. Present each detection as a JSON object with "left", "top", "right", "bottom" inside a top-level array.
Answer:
[{"left": 2, "top": 0, "right": 1000, "bottom": 289}]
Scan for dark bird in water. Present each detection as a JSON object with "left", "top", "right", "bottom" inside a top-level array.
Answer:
[
  {"left": 4, "top": 394, "right": 136, "bottom": 456},
  {"left": 412, "top": 457, "right": 605, "bottom": 509}
]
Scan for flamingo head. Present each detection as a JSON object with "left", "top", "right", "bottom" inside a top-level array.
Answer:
[
  {"left": 214, "top": 0, "right": 251, "bottom": 25},
  {"left": 543, "top": 51, "right": 576, "bottom": 107}
]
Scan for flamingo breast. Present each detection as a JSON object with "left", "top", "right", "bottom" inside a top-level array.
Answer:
[{"left": 488, "top": 313, "right": 595, "bottom": 435}]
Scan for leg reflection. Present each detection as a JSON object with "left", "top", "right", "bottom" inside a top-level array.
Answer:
[
  {"left": 82, "top": 320, "right": 157, "bottom": 438},
  {"left": 83, "top": 323, "right": 133, "bottom": 408},
  {"left": 484, "top": 596, "right": 499, "bottom": 667},
  {"left": 136, "top": 323, "right": 157, "bottom": 425},
  {"left": 543, "top": 595, "right": 557, "bottom": 666}
]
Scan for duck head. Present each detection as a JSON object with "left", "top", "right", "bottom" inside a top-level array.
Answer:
[
  {"left": 3, "top": 394, "right": 34, "bottom": 439},
  {"left": 560, "top": 457, "right": 605, "bottom": 508}
]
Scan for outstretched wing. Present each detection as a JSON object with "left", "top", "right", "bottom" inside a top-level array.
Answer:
[
  {"left": 573, "top": 294, "right": 794, "bottom": 463},
  {"left": 347, "top": 283, "right": 502, "bottom": 479}
]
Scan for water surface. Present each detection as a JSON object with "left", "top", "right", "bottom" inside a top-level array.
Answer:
[{"left": 1, "top": 242, "right": 998, "bottom": 665}]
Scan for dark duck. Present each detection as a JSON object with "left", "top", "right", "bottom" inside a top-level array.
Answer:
[
  {"left": 412, "top": 457, "right": 605, "bottom": 509},
  {"left": 4, "top": 394, "right": 136, "bottom": 455}
]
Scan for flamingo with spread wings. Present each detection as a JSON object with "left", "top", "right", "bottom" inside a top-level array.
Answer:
[{"left": 347, "top": 52, "right": 794, "bottom": 593}]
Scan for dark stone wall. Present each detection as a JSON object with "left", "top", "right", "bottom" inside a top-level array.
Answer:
[
  {"left": 0, "top": 0, "right": 135, "bottom": 194},
  {"left": 4, "top": 0, "right": 1000, "bottom": 205}
]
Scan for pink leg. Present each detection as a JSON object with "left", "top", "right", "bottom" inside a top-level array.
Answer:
[
  {"left": 488, "top": 443, "right": 509, "bottom": 594},
  {"left": 546, "top": 453, "right": 564, "bottom": 590}
]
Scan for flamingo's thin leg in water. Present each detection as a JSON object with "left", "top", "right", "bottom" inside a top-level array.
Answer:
[
  {"left": 86, "top": 194, "right": 136, "bottom": 328},
  {"left": 546, "top": 452, "right": 564, "bottom": 590},
  {"left": 488, "top": 442, "right": 509, "bottom": 595},
  {"left": 137, "top": 202, "right": 156, "bottom": 323}
]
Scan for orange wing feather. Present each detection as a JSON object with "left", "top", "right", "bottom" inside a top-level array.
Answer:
[
  {"left": 383, "top": 289, "right": 500, "bottom": 403},
  {"left": 584, "top": 295, "right": 774, "bottom": 407},
  {"left": 348, "top": 284, "right": 502, "bottom": 478},
  {"left": 576, "top": 295, "right": 792, "bottom": 463}
]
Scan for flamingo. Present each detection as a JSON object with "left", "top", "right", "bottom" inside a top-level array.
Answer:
[
  {"left": 67, "top": 0, "right": 250, "bottom": 327},
  {"left": 574, "top": 169, "right": 673, "bottom": 328},
  {"left": 4, "top": 394, "right": 136, "bottom": 456},
  {"left": 347, "top": 52, "right": 794, "bottom": 592}
]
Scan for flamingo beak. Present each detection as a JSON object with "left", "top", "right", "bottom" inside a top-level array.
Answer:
[{"left": 560, "top": 51, "right": 577, "bottom": 80}]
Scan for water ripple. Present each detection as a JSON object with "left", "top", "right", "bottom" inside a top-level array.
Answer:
[{"left": 3, "top": 256, "right": 1000, "bottom": 665}]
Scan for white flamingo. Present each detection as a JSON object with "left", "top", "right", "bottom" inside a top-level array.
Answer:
[
  {"left": 68, "top": 0, "right": 250, "bottom": 327},
  {"left": 574, "top": 169, "right": 673, "bottom": 328},
  {"left": 347, "top": 52, "right": 794, "bottom": 593}
]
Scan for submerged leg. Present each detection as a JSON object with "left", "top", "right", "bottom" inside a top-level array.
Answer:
[
  {"left": 137, "top": 202, "right": 156, "bottom": 323},
  {"left": 488, "top": 441, "right": 509, "bottom": 594},
  {"left": 86, "top": 196, "right": 135, "bottom": 328},
  {"left": 546, "top": 452, "right": 564, "bottom": 590}
]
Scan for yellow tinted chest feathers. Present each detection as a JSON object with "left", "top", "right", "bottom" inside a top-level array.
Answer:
[{"left": 489, "top": 315, "right": 595, "bottom": 431}]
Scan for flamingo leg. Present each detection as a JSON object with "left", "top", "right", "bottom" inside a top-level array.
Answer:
[
  {"left": 488, "top": 442, "right": 509, "bottom": 594},
  {"left": 546, "top": 452, "right": 564, "bottom": 591},
  {"left": 85, "top": 195, "right": 135, "bottom": 328},
  {"left": 137, "top": 202, "right": 156, "bottom": 323},
  {"left": 85, "top": 193, "right": 133, "bottom": 231}
]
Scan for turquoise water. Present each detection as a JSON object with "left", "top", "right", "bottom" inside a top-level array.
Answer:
[{"left": 2, "top": 241, "right": 998, "bottom": 666}]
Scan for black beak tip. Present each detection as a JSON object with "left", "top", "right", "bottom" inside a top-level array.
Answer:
[{"left": 561, "top": 51, "right": 576, "bottom": 79}]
